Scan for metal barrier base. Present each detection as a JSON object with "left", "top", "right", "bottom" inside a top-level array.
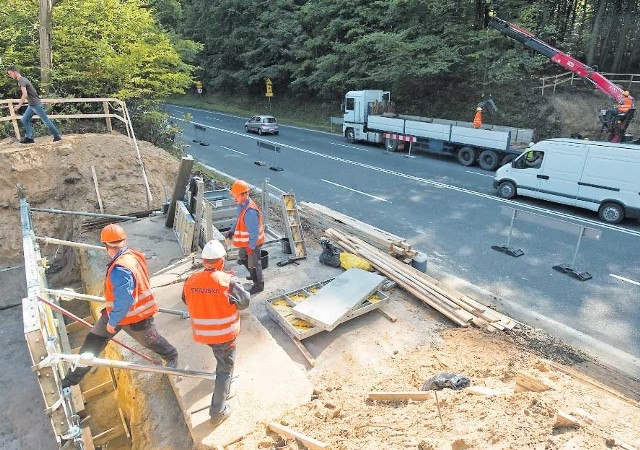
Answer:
[
  {"left": 552, "top": 264, "right": 592, "bottom": 281},
  {"left": 269, "top": 166, "right": 284, "bottom": 171},
  {"left": 491, "top": 245, "right": 524, "bottom": 257},
  {"left": 254, "top": 160, "right": 266, "bottom": 166}
]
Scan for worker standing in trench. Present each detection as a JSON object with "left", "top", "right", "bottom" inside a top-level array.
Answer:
[
  {"left": 225, "top": 180, "right": 265, "bottom": 295},
  {"left": 182, "top": 240, "right": 250, "bottom": 427},
  {"left": 61, "top": 224, "right": 179, "bottom": 388}
]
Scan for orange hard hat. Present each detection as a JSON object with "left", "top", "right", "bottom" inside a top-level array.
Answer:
[
  {"left": 230, "top": 179, "right": 250, "bottom": 195},
  {"left": 100, "top": 224, "right": 127, "bottom": 244}
]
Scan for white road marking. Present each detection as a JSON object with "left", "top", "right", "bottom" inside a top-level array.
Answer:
[
  {"left": 610, "top": 274, "right": 640, "bottom": 286},
  {"left": 220, "top": 145, "right": 247, "bottom": 156},
  {"left": 169, "top": 116, "right": 640, "bottom": 238},
  {"left": 466, "top": 170, "right": 494, "bottom": 178},
  {"left": 320, "top": 179, "right": 390, "bottom": 202},
  {"left": 207, "top": 116, "right": 221, "bottom": 121},
  {"left": 330, "top": 142, "right": 369, "bottom": 151}
]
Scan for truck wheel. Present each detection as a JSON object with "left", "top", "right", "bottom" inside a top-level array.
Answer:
[
  {"left": 457, "top": 147, "right": 475, "bottom": 166},
  {"left": 478, "top": 150, "right": 499, "bottom": 171},
  {"left": 598, "top": 202, "right": 624, "bottom": 224},
  {"left": 497, "top": 181, "right": 516, "bottom": 199},
  {"left": 385, "top": 137, "right": 399, "bottom": 152},
  {"left": 501, "top": 154, "right": 516, "bottom": 166},
  {"left": 345, "top": 128, "right": 355, "bottom": 143}
]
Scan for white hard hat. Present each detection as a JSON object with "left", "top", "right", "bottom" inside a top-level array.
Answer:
[
  {"left": 528, "top": 142, "right": 534, "bottom": 147},
  {"left": 201, "top": 240, "right": 226, "bottom": 260}
]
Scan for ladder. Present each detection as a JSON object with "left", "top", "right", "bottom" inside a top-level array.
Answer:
[{"left": 282, "top": 193, "right": 307, "bottom": 260}]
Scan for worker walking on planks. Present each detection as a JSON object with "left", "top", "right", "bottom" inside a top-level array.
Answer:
[
  {"left": 182, "top": 240, "right": 250, "bottom": 427},
  {"left": 225, "top": 179, "right": 266, "bottom": 294},
  {"left": 61, "top": 224, "right": 178, "bottom": 388}
]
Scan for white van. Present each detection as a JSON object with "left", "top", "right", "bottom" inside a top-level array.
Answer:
[{"left": 493, "top": 138, "right": 640, "bottom": 224}]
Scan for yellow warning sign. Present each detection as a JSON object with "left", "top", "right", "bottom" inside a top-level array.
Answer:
[{"left": 266, "top": 78, "right": 273, "bottom": 98}]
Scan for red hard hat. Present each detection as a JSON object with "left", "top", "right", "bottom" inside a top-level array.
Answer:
[
  {"left": 100, "top": 224, "right": 127, "bottom": 243},
  {"left": 230, "top": 179, "right": 250, "bottom": 195}
]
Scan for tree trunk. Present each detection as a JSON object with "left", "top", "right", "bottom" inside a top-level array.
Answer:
[
  {"left": 38, "top": 0, "right": 52, "bottom": 93},
  {"left": 587, "top": 0, "right": 607, "bottom": 66},
  {"left": 611, "top": 1, "right": 632, "bottom": 72}
]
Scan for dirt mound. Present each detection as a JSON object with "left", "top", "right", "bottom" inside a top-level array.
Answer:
[
  {"left": 0, "top": 133, "right": 179, "bottom": 266},
  {"left": 232, "top": 328, "right": 640, "bottom": 450}
]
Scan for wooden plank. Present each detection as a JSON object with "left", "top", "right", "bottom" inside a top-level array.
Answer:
[
  {"left": 466, "top": 386, "right": 504, "bottom": 396},
  {"left": 7, "top": 100, "right": 21, "bottom": 139},
  {"left": 102, "top": 101, "right": 113, "bottom": 132},
  {"left": 65, "top": 315, "right": 94, "bottom": 333},
  {"left": 367, "top": 391, "right": 434, "bottom": 401},
  {"left": 553, "top": 411, "right": 580, "bottom": 428},
  {"left": 91, "top": 166, "right": 104, "bottom": 213},
  {"left": 515, "top": 372, "right": 552, "bottom": 393},
  {"left": 81, "top": 380, "right": 115, "bottom": 400},
  {"left": 266, "top": 422, "right": 329, "bottom": 450},
  {"left": 376, "top": 307, "right": 397, "bottom": 323}
]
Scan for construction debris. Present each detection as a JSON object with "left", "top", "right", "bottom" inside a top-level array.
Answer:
[
  {"left": 300, "top": 202, "right": 417, "bottom": 260},
  {"left": 553, "top": 411, "right": 580, "bottom": 428},
  {"left": 515, "top": 371, "right": 554, "bottom": 393},
  {"left": 325, "top": 228, "right": 517, "bottom": 331},
  {"left": 266, "top": 421, "right": 329, "bottom": 450},
  {"left": 367, "top": 391, "right": 434, "bottom": 401}
]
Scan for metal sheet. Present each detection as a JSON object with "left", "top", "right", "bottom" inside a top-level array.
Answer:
[{"left": 292, "top": 268, "right": 386, "bottom": 330}]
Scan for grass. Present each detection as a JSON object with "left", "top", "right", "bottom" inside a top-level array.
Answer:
[{"left": 168, "top": 92, "right": 343, "bottom": 133}]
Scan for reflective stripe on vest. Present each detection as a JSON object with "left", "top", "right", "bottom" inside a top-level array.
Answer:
[
  {"left": 183, "top": 270, "right": 240, "bottom": 344},
  {"left": 104, "top": 250, "right": 159, "bottom": 326},
  {"left": 232, "top": 199, "right": 265, "bottom": 248}
]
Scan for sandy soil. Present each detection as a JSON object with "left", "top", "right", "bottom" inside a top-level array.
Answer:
[{"left": 230, "top": 327, "right": 640, "bottom": 450}]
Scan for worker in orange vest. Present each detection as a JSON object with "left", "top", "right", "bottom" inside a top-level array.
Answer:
[
  {"left": 62, "top": 224, "right": 178, "bottom": 388},
  {"left": 183, "top": 240, "right": 250, "bottom": 427},
  {"left": 473, "top": 107, "right": 483, "bottom": 129},
  {"left": 225, "top": 180, "right": 266, "bottom": 294},
  {"left": 617, "top": 90, "right": 634, "bottom": 114}
]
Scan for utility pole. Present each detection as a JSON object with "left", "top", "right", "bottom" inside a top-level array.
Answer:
[{"left": 38, "top": 0, "right": 55, "bottom": 92}]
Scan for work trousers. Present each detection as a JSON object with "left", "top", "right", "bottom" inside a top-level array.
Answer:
[
  {"left": 21, "top": 103, "right": 61, "bottom": 139},
  {"left": 209, "top": 339, "right": 236, "bottom": 417},
  {"left": 239, "top": 244, "right": 263, "bottom": 283},
  {"left": 64, "top": 312, "right": 178, "bottom": 384}
]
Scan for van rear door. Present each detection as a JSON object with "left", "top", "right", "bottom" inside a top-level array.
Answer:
[{"left": 535, "top": 145, "right": 585, "bottom": 206}]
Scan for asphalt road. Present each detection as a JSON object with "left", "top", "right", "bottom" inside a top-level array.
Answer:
[{"left": 166, "top": 104, "right": 640, "bottom": 378}]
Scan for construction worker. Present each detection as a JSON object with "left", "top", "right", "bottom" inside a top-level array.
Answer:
[
  {"left": 225, "top": 180, "right": 265, "bottom": 294},
  {"left": 617, "top": 90, "right": 633, "bottom": 114},
  {"left": 182, "top": 240, "right": 250, "bottom": 427},
  {"left": 473, "top": 107, "right": 483, "bottom": 129},
  {"left": 61, "top": 224, "right": 178, "bottom": 388},
  {"left": 6, "top": 65, "right": 62, "bottom": 143}
]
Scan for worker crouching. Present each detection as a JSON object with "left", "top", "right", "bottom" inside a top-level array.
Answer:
[
  {"left": 182, "top": 240, "right": 250, "bottom": 427},
  {"left": 226, "top": 179, "right": 266, "bottom": 294}
]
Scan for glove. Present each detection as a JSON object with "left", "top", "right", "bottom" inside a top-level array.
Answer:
[
  {"left": 225, "top": 230, "right": 233, "bottom": 239},
  {"left": 247, "top": 247, "right": 253, "bottom": 255}
]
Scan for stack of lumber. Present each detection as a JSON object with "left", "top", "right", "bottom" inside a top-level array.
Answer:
[
  {"left": 326, "top": 228, "right": 517, "bottom": 331},
  {"left": 300, "top": 202, "right": 417, "bottom": 260}
]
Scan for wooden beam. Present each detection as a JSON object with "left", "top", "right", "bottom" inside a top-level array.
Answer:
[
  {"left": 367, "top": 391, "right": 434, "bottom": 401},
  {"left": 266, "top": 422, "right": 329, "bottom": 450},
  {"left": 102, "top": 101, "right": 113, "bottom": 132},
  {"left": 376, "top": 307, "right": 397, "bottom": 323},
  {"left": 81, "top": 380, "right": 115, "bottom": 400},
  {"left": 91, "top": 166, "right": 104, "bottom": 213},
  {"left": 515, "top": 372, "right": 552, "bottom": 393},
  {"left": 7, "top": 100, "right": 21, "bottom": 139},
  {"left": 553, "top": 411, "right": 580, "bottom": 428},
  {"left": 166, "top": 155, "right": 194, "bottom": 228}
]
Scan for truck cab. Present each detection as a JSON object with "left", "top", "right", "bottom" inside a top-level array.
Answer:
[{"left": 343, "top": 90, "right": 390, "bottom": 143}]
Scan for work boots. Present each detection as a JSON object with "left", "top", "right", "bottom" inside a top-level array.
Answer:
[{"left": 248, "top": 268, "right": 264, "bottom": 295}]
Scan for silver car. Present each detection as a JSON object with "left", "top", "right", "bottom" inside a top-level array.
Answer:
[{"left": 244, "top": 115, "right": 279, "bottom": 135}]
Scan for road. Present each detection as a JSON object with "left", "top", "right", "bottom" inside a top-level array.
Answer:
[{"left": 166, "top": 104, "right": 640, "bottom": 378}]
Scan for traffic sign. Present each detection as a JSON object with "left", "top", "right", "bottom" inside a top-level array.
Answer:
[{"left": 266, "top": 78, "right": 273, "bottom": 97}]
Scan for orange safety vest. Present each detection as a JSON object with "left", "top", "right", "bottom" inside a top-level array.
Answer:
[
  {"left": 473, "top": 111, "right": 482, "bottom": 128},
  {"left": 232, "top": 199, "right": 265, "bottom": 248},
  {"left": 104, "top": 249, "right": 158, "bottom": 326},
  {"left": 618, "top": 96, "right": 633, "bottom": 113},
  {"left": 183, "top": 270, "right": 240, "bottom": 344}
]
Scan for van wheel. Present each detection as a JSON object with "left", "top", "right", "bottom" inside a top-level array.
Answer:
[
  {"left": 497, "top": 181, "right": 516, "bottom": 199},
  {"left": 478, "top": 150, "right": 499, "bottom": 171},
  {"left": 598, "top": 202, "right": 624, "bottom": 224},
  {"left": 501, "top": 154, "right": 516, "bottom": 166},
  {"left": 345, "top": 128, "right": 355, "bottom": 143},
  {"left": 457, "top": 147, "right": 475, "bottom": 166},
  {"left": 244, "top": 125, "right": 249, "bottom": 132}
]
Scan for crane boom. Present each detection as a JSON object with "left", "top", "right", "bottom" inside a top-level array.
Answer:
[{"left": 486, "top": 16, "right": 628, "bottom": 104}]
